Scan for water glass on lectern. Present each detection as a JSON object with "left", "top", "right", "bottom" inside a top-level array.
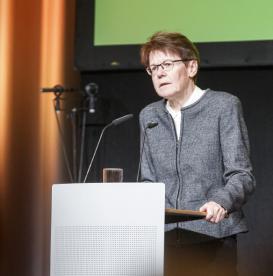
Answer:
[{"left": 102, "top": 168, "right": 123, "bottom": 182}]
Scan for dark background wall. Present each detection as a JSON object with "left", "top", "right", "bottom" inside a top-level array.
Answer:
[{"left": 80, "top": 67, "right": 273, "bottom": 276}]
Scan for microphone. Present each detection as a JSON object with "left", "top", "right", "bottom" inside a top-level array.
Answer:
[
  {"left": 83, "top": 114, "right": 134, "bottom": 183},
  {"left": 136, "top": 121, "right": 158, "bottom": 182},
  {"left": 111, "top": 114, "right": 134, "bottom": 126},
  {"left": 85, "top": 83, "right": 98, "bottom": 113},
  {"left": 41, "top": 84, "right": 78, "bottom": 93}
]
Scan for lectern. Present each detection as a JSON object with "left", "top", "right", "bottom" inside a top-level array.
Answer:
[{"left": 50, "top": 183, "right": 165, "bottom": 276}]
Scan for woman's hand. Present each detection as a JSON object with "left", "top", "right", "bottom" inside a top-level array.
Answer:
[{"left": 199, "top": 201, "right": 227, "bottom": 223}]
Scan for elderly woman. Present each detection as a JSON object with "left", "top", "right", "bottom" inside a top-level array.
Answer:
[{"left": 139, "top": 31, "right": 255, "bottom": 276}]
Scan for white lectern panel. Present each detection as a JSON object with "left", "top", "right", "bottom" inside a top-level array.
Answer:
[{"left": 50, "top": 183, "right": 165, "bottom": 276}]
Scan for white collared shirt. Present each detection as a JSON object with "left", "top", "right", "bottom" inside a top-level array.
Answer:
[{"left": 166, "top": 86, "right": 206, "bottom": 140}]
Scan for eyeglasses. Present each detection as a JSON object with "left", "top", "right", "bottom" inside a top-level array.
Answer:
[{"left": 146, "top": 59, "right": 192, "bottom": 76}]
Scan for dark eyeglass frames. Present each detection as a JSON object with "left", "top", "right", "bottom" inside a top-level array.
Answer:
[{"left": 146, "top": 59, "right": 193, "bottom": 76}]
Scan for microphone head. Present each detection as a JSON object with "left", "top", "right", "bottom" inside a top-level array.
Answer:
[
  {"left": 85, "top": 83, "right": 98, "bottom": 96},
  {"left": 147, "top": 122, "right": 158, "bottom": 129},
  {"left": 111, "top": 114, "right": 134, "bottom": 126}
]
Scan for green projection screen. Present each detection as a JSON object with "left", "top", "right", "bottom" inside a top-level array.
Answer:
[
  {"left": 75, "top": 0, "right": 273, "bottom": 71},
  {"left": 94, "top": 0, "right": 273, "bottom": 45}
]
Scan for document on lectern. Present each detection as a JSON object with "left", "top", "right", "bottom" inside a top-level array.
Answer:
[{"left": 50, "top": 182, "right": 165, "bottom": 276}]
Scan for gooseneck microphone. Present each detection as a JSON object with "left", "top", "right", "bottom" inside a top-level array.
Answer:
[
  {"left": 83, "top": 114, "right": 134, "bottom": 183},
  {"left": 136, "top": 122, "right": 158, "bottom": 182}
]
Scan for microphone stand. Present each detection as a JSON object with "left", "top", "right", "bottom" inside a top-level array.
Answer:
[
  {"left": 53, "top": 97, "right": 74, "bottom": 183},
  {"left": 42, "top": 84, "right": 96, "bottom": 183},
  {"left": 77, "top": 108, "right": 87, "bottom": 182},
  {"left": 77, "top": 88, "right": 98, "bottom": 182},
  {"left": 71, "top": 108, "right": 78, "bottom": 182},
  {"left": 67, "top": 94, "right": 97, "bottom": 183},
  {"left": 42, "top": 84, "right": 133, "bottom": 184}
]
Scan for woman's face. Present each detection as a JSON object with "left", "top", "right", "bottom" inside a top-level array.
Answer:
[{"left": 148, "top": 50, "right": 197, "bottom": 100}]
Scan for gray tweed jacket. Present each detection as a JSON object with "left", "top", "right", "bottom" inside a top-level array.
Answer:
[{"left": 139, "top": 89, "right": 255, "bottom": 238}]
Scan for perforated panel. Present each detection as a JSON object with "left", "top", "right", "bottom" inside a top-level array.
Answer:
[{"left": 53, "top": 225, "right": 157, "bottom": 276}]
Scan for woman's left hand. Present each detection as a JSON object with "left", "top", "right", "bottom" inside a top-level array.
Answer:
[{"left": 199, "top": 201, "right": 227, "bottom": 223}]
